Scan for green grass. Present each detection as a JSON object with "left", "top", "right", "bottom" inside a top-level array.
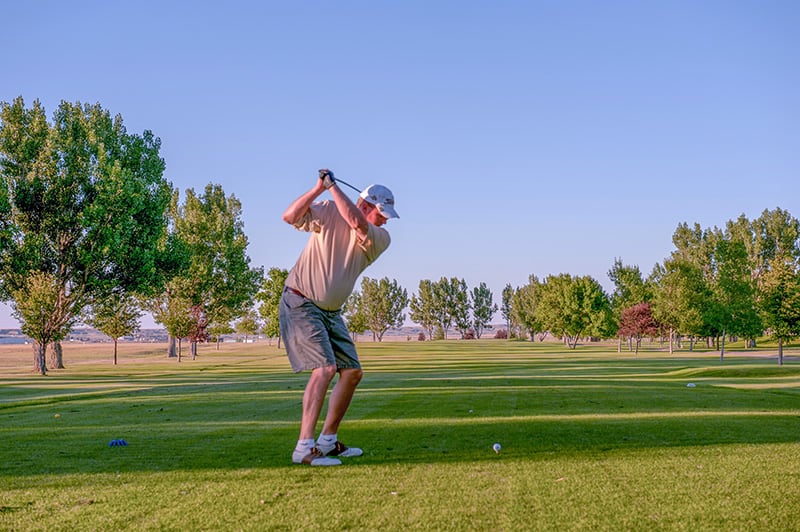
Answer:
[{"left": 1, "top": 341, "right": 799, "bottom": 530}]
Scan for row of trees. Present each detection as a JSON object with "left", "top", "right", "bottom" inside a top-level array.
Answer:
[
  {"left": 249, "top": 275, "right": 498, "bottom": 344},
  {"left": 4, "top": 97, "right": 798, "bottom": 372},
  {"left": 0, "top": 97, "right": 263, "bottom": 373},
  {"left": 408, "top": 278, "right": 498, "bottom": 340},
  {"left": 503, "top": 208, "right": 800, "bottom": 364}
]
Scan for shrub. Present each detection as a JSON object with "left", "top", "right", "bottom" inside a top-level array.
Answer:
[
  {"left": 417, "top": 332, "right": 426, "bottom": 341},
  {"left": 495, "top": 329, "right": 508, "bottom": 339}
]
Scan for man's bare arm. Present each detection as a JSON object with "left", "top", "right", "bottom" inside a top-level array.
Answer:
[
  {"left": 282, "top": 180, "right": 326, "bottom": 225},
  {"left": 329, "top": 184, "right": 368, "bottom": 239}
]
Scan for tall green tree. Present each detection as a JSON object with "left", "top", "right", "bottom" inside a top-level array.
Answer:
[
  {"left": 712, "top": 231, "right": 761, "bottom": 358},
  {"left": 450, "top": 278, "right": 471, "bottom": 339},
  {"left": 511, "top": 276, "right": 543, "bottom": 341},
  {"left": 0, "top": 97, "right": 172, "bottom": 374},
  {"left": 431, "top": 277, "right": 467, "bottom": 340},
  {"left": 608, "top": 258, "right": 649, "bottom": 310},
  {"left": 758, "top": 256, "right": 800, "bottom": 365},
  {"left": 88, "top": 292, "right": 142, "bottom": 365},
  {"left": 11, "top": 272, "right": 72, "bottom": 374},
  {"left": 649, "top": 263, "right": 680, "bottom": 354},
  {"left": 536, "top": 274, "right": 612, "bottom": 349},
  {"left": 751, "top": 208, "right": 800, "bottom": 279},
  {"left": 163, "top": 184, "right": 263, "bottom": 355},
  {"left": 159, "top": 289, "right": 194, "bottom": 362},
  {"left": 358, "top": 277, "right": 408, "bottom": 342},
  {"left": 256, "top": 267, "right": 288, "bottom": 346},
  {"left": 409, "top": 279, "right": 437, "bottom": 341},
  {"left": 667, "top": 222, "right": 721, "bottom": 348},
  {"left": 343, "top": 291, "right": 368, "bottom": 341},
  {"left": 471, "top": 282, "right": 498, "bottom": 339},
  {"left": 650, "top": 258, "right": 709, "bottom": 352},
  {"left": 501, "top": 283, "right": 514, "bottom": 337}
]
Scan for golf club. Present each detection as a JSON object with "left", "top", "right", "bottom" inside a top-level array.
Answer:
[{"left": 335, "top": 177, "right": 362, "bottom": 194}]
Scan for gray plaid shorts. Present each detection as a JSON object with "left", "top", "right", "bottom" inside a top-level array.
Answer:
[{"left": 279, "top": 288, "right": 361, "bottom": 373}]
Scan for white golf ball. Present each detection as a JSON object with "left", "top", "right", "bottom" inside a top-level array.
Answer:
[{"left": 492, "top": 443, "right": 501, "bottom": 453}]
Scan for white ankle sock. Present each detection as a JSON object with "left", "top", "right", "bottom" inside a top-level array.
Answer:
[
  {"left": 317, "top": 433, "right": 337, "bottom": 447},
  {"left": 295, "top": 438, "right": 315, "bottom": 453}
]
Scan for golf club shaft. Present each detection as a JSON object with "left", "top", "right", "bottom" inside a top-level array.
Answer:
[{"left": 335, "top": 178, "right": 361, "bottom": 194}]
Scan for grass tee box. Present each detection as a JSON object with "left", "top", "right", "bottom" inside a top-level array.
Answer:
[{"left": 1, "top": 341, "right": 799, "bottom": 530}]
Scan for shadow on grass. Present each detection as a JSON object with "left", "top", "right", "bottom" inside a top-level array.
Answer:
[
  {"left": 2, "top": 400, "right": 798, "bottom": 478},
  {"left": 2, "top": 413, "right": 799, "bottom": 478},
  {"left": 2, "top": 352, "right": 799, "bottom": 478}
]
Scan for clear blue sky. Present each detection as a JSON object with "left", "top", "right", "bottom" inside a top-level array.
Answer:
[{"left": 1, "top": 0, "right": 798, "bottom": 328}]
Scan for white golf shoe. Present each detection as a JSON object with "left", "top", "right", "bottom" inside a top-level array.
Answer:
[
  {"left": 318, "top": 440, "right": 363, "bottom": 458},
  {"left": 292, "top": 446, "right": 342, "bottom": 466}
]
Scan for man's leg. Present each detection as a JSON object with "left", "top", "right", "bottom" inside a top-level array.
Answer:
[
  {"left": 317, "top": 311, "right": 364, "bottom": 457},
  {"left": 300, "top": 365, "right": 338, "bottom": 439},
  {"left": 292, "top": 365, "right": 341, "bottom": 465},
  {"left": 316, "top": 367, "right": 364, "bottom": 458},
  {"left": 320, "top": 367, "right": 363, "bottom": 436},
  {"left": 280, "top": 292, "right": 342, "bottom": 465}
]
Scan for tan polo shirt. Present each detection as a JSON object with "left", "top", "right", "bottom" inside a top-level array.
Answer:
[{"left": 285, "top": 200, "right": 391, "bottom": 311}]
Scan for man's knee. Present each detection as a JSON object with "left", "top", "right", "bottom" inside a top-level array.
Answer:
[
  {"left": 311, "top": 365, "right": 338, "bottom": 383},
  {"left": 339, "top": 367, "right": 363, "bottom": 385}
]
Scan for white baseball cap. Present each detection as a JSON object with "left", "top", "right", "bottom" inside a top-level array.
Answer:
[{"left": 360, "top": 184, "right": 399, "bottom": 219}]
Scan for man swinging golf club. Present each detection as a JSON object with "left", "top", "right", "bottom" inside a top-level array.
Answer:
[{"left": 280, "top": 168, "right": 399, "bottom": 465}]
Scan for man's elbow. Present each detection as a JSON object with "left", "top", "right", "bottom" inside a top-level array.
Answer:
[{"left": 282, "top": 209, "right": 300, "bottom": 225}]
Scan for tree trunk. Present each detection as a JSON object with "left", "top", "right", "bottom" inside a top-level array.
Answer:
[
  {"left": 668, "top": 328, "right": 674, "bottom": 355},
  {"left": 177, "top": 339, "right": 182, "bottom": 362},
  {"left": 48, "top": 342, "right": 65, "bottom": 369},
  {"left": 216, "top": 337, "right": 221, "bottom": 350},
  {"left": 778, "top": 338, "right": 784, "bottom": 366},
  {"left": 569, "top": 335, "right": 579, "bottom": 349},
  {"left": 33, "top": 341, "right": 47, "bottom": 375},
  {"left": 191, "top": 341, "right": 197, "bottom": 360},
  {"left": 277, "top": 335, "right": 282, "bottom": 349},
  {"left": 113, "top": 339, "right": 118, "bottom": 365},
  {"left": 617, "top": 336, "right": 622, "bottom": 353},
  {"left": 167, "top": 335, "right": 176, "bottom": 358},
  {"left": 689, "top": 336, "right": 694, "bottom": 352},
  {"left": 720, "top": 331, "right": 725, "bottom": 362}
]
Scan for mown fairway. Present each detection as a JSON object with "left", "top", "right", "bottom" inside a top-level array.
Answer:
[{"left": 1, "top": 340, "right": 799, "bottom": 531}]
